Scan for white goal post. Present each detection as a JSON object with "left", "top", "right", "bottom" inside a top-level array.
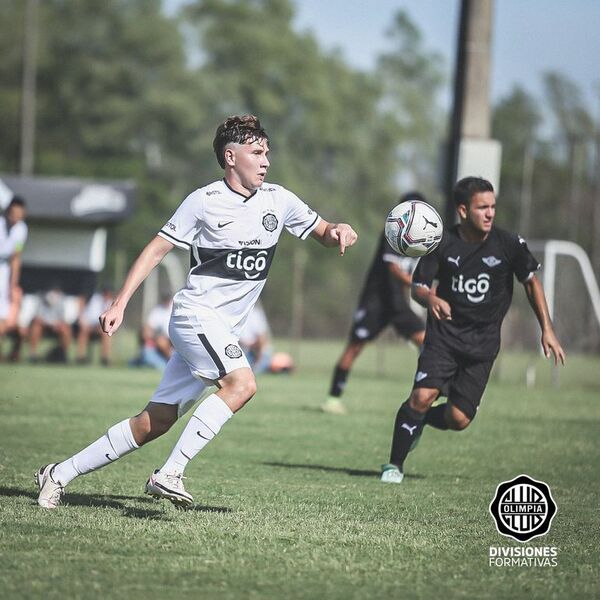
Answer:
[{"left": 529, "top": 239, "right": 600, "bottom": 331}]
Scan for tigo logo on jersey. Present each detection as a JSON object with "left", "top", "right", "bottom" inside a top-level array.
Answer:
[
  {"left": 489, "top": 474, "right": 557, "bottom": 543},
  {"left": 226, "top": 250, "right": 269, "bottom": 280},
  {"left": 451, "top": 273, "right": 490, "bottom": 303}
]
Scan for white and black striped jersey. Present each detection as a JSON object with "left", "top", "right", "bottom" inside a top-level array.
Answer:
[{"left": 157, "top": 179, "right": 321, "bottom": 335}]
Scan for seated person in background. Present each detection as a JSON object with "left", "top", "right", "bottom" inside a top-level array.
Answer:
[
  {"left": 7, "top": 292, "right": 39, "bottom": 362},
  {"left": 130, "top": 293, "right": 173, "bottom": 370},
  {"left": 76, "top": 288, "right": 114, "bottom": 366},
  {"left": 239, "top": 302, "right": 272, "bottom": 374},
  {"left": 28, "top": 287, "right": 72, "bottom": 363}
]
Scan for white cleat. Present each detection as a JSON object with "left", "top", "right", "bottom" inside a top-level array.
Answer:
[
  {"left": 35, "top": 463, "right": 64, "bottom": 509},
  {"left": 380, "top": 464, "right": 404, "bottom": 484},
  {"left": 320, "top": 397, "right": 347, "bottom": 416},
  {"left": 145, "top": 470, "right": 194, "bottom": 508}
]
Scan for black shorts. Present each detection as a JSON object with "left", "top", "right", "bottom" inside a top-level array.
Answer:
[
  {"left": 412, "top": 341, "right": 494, "bottom": 421},
  {"left": 349, "top": 294, "right": 424, "bottom": 343}
]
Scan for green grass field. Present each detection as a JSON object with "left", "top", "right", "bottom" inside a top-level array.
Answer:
[{"left": 1, "top": 340, "right": 599, "bottom": 599}]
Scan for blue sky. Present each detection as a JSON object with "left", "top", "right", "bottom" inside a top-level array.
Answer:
[
  {"left": 166, "top": 0, "right": 600, "bottom": 109},
  {"left": 292, "top": 0, "right": 600, "bottom": 108}
]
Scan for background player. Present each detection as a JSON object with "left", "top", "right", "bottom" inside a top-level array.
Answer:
[
  {"left": 0, "top": 197, "right": 28, "bottom": 357},
  {"left": 322, "top": 193, "right": 426, "bottom": 416},
  {"left": 35, "top": 114, "right": 357, "bottom": 509},
  {"left": 381, "top": 176, "right": 565, "bottom": 484}
]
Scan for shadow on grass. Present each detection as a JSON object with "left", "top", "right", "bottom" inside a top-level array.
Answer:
[
  {"left": 262, "top": 462, "right": 426, "bottom": 479},
  {"left": 0, "top": 486, "right": 232, "bottom": 517}
]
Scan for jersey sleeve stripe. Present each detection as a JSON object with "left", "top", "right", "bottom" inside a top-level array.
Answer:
[
  {"left": 158, "top": 229, "right": 191, "bottom": 249},
  {"left": 196, "top": 333, "right": 226, "bottom": 378},
  {"left": 299, "top": 214, "right": 320, "bottom": 240}
]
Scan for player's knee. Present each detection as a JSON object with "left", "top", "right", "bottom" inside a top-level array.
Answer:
[
  {"left": 408, "top": 389, "right": 437, "bottom": 413},
  {"left": 220, "top": 369, "right": 257, "bottom": 407}
]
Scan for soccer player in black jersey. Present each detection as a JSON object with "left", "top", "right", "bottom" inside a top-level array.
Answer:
[
  {"left": 322, "top": 193, "right": 426, "bottom": 416},
  {"left": 381, "top": 177, "right": 565, "bottom": 484}
]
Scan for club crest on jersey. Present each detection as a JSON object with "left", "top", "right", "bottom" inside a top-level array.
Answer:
[
  {"left": 225, "top": 344, "right": 242, "bottom": 359},
  {"left": 451, "top": 273, "right": 490, "bottom": 303},
  {"left": 482, "top": 256, "right": 502, "bottom": 267},
  {"left": 262, "top": 213, "right": 278, "bottom": 232}
]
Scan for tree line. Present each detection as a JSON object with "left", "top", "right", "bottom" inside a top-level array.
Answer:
[{"left": 1, "top": 0, "right": 598, "bottom": 337}]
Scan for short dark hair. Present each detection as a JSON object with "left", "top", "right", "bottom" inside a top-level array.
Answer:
[
  {"left": 8, "top": 195, "right": 26, "bottom": 210},
  {"left": 213, "top": 115, "right": 269, "bottom": 169},
  {"left": 453, "top": 177, "right": 494, "bottom": 207},
  {"left": 400, "top": 191, "right": 427, "bottom": 204}
]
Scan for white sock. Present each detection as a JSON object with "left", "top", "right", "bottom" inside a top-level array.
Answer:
[
  {"left": 52, "top": 418, "right": 139, "bottom": 486},
  {"left": 160, "top": 394, "right": 233, "bottom": 475}
]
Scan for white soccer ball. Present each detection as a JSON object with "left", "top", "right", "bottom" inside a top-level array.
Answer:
[{"left": 384, "top": 200, "right": 443, "bottom": 257}]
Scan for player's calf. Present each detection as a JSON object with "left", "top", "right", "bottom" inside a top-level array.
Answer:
[
  {"left": 130, "top": 403, "right": 179, "bottom": 445},
  {"left": 443, "top": 401, "right": 473, "bottom": 431}
]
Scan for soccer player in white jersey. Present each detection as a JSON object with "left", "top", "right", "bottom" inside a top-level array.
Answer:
[
  {"left": 36, "top": 115, "right": 358, "bottom": 509},
  {"left": 0, "top": 197, "right": 28, "bottom": 350}
]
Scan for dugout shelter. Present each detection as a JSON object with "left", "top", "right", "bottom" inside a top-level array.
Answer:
[{"left": 0, "top": 174, "right": 135, "bottom": 297}]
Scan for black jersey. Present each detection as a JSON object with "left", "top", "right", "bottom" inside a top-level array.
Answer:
[
  {"left": 413, "top": 225, "right": 540, "bottom": 359},
  {"left": 359, "top": 233, "right": 417, "bottom": 311}
]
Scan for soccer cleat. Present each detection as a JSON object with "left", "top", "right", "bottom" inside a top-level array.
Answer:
[
  {"left": 380, "top": 463, "right": 404, "bottom": 484},
  {"left": 320, "top": 397, "right": 347, "bottom": 416},
  {"left": 145, "top": 469, "right": 194, "bottom": 508},
  {"left": 35, "top": 463, "right": 64, "bottom": 509}
]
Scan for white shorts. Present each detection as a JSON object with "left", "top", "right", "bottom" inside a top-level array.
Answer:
[
  {"left": 17, "top": 294, "right": 40, "bottom": 328},
  {"left": 150, "top": 311, "right": 250, "bottom": 411},
  {"left": 0, "top": 266, "right": 8, "bottom": 319}
]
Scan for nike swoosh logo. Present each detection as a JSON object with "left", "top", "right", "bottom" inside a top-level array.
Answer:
[
  {"left": 218, "top": 221, "right": 234, "bottom": 228},
  {"left": 105, "top": 453, "right": 114, "bottom": 462},
  {"left": 197, "top": 431, "right": 211, "bottom": 440}
]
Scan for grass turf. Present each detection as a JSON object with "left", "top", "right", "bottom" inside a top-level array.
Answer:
[{"left": 0, "top": 340, "right": 598, "bottom": 599}]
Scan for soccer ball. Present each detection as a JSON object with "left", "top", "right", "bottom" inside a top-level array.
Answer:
[{"left": 384, "top": 200, "right": 443, "bottom": 257}]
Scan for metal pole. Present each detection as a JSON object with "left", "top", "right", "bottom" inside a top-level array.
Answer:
[{"left": 443, "top": 0, "right": 470, "bottom": 226}]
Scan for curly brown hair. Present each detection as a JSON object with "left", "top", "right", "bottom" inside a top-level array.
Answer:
[{"left": 213, "top": 115, "right": 269, "bottom": 169}]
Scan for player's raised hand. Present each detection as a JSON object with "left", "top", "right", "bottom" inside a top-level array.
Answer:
[
  {"left": 428, "top": 296, "right": 452, "bottom": 321},
  {"left": 99, "top": 303, "right": 125, "bottom": 337},
  {"left": 330, "top": 223, "right": 358, "bottom": 256},
  {"left": 541, "top": 329, "right": 566, "bottom": 366}
]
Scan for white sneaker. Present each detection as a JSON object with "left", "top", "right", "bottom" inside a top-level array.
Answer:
[
  {"left": 320, "top": 397, "right": 347, "bottom": 415},
  {"left": 380, "top": 464, "right": 404, "bottom": 484},
  {"left": 145, "top": 469, "right": 194, "bottom": 508},
  {"left": 35, "top": 464, "right": 64, "bottom": 509}
]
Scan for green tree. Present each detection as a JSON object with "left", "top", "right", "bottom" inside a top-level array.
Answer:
[{"left": 492, "top": 86, "right": 541, "bottom": 232}]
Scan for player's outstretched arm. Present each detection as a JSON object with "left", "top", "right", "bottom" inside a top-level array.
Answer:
[
  {"left": 100, "top": 236, "right": 174, "bottom": 337},
  {"left": 523, "top": 275, "right": 566, "bottom": 366},
  {"left": 310, "top": 220, "right": 358, "bottom": 255}
]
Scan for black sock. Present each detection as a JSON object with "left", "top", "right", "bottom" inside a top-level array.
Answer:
[
  {"left": 425, "top": 404, "right": 449, "bottom": 430},
  {"left": 329, "top": 365, "right": 349, "bottom": 397},
  {"left": 389, "top": 401, "right": 425, "bottom": 470}
]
